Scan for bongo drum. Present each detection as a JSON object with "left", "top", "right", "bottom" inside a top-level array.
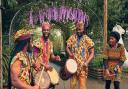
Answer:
[
  {"left": 60, "top": 59, "right": 77, "bottom": 80},
  {"left": 35, "top": 70, "right": 50, "bottom": 89},
  {"left": 47, "top": 67, "right": 59, "bottom": 85}
]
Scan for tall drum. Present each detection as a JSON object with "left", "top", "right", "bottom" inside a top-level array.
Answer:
[{"left": 35, "top": 71, "right": 50, "bottom": 89}]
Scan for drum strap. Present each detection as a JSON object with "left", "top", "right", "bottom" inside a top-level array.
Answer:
[
  {"left": 41, "top": 37, "right": 48, "bottom": 65},
  {"left": 38, "top": 67, "right": 45, "bottom": 85}
]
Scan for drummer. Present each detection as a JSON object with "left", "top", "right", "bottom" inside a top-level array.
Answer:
[
  {"left": 8, "top": 29, "right": 39, "bottom": 89},
  {"left": 33, "top": 21, "right": 61, "bottom": 71},
  {"left": 66, "top": 21, "right": 94, "bottom": 89}
]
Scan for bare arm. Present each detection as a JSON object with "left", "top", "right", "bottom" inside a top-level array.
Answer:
[
  {"left": 66, "top": 46, "right": 74, "bottom": 58},
  {"left": 51, "top": 53, "right": 60, "bottom": 61},
  {"left": 51, "top": 53, "right": 56, "bottom": 60},
  {"left": 11, "top": 60, "right": 38, "bottom": 89},
  {"left": 85, "top": 47, "right": 94, "bottom": 65}
]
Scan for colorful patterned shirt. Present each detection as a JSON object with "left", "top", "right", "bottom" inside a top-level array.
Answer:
[
  {"left": 67, "top": 34, "right": 94, "bottom": 61},
  {"left": 103, "top": 43, "right": 126, "bottom": 81},
  {"left": 67, "top": 34, "right": 94, "bottom": 73},
  {"left": 11, "top": 51, "right": 31, "bottom": 85}
]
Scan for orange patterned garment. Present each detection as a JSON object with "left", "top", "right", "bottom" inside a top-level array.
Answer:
[
  {"left": 11, "top": 51, "right": 31, "bottom": 85},
  {"left": 67, "top": 34, "right": 94, "bottom": 74},
  {"left": 67, "top": 34, "right": 94, "bottom": 89},
  {"left": 103, "top": 44, "right": 126, "bottom": 81}
]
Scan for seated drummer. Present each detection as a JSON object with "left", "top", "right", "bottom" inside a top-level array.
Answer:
[
  {"left": 33, "top": 21, "right": 61, "bottom": 71},
  {"left": 8, "top": 29, "right": 39, "bottom": 89}
]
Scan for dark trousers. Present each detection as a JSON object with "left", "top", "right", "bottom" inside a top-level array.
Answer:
[{"left": 105, "top": 80, "right": 120, "bottom": 89}]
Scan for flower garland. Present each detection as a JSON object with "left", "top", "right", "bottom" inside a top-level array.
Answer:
[{"left": 29, "top": 6, "right": 89, "bottom": 27}]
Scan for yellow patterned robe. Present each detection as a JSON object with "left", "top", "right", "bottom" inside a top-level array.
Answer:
[
  {"left": 67, "top": 34, "right": 94, "bottom": 89},
  {"left": 103, "top": 43, "right": 126, "bottom": 81},
  {"left": 67, "top": 34, "right": 94, "bottom": 70}
]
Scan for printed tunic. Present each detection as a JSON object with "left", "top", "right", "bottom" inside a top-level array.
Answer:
[
  {"left": 103, "top": 43, "right": 126, "bottom": 81},
  {"left": 67, "top": 34, "right": 94, "bottom": 74},
  {"left": 11, "top": 51, "right": 31, "bottom": 85}
]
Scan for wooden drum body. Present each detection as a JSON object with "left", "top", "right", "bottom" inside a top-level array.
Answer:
[{"left": 60, "top": 59, "right": 77, "bottom": 80}]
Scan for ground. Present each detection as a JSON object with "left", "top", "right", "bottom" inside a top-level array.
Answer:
[
  {"left": 3, "top": 62, "right": 128, "bottom": 89},
  {"left": 51, "top": 63, "right": 128, "bottom": 89}
]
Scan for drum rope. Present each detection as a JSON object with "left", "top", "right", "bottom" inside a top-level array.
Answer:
[{"left": 38, "top": 66, "right": 44, "bottom": 85}]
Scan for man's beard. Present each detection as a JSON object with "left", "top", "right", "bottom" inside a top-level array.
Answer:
[
  {"left": 76, "top": 32, "right": 84, "bottom": 38},
  {"left": 27, "top": 43, "right": 32, "bottom": 53},
  {"left": 43, "top": 33, "right": 50, "bottom": 40}
]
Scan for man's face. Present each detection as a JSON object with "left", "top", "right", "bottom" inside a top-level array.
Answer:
[
  {"left": 76, "top": 22, "right": 84, "bottom": 37},
  {"left": 42, "top": 24, "right": 50, "bottom": 39},
  {"left": 76, "top": 22, "right": 84, "bottom": 31}
]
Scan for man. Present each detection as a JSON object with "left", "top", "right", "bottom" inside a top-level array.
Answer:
[
  {"left": 9, "top": 29, "right": 39, "bottom": 89},
  {"left": 33, "top": 21, "right": 61, "bottom": 72},
  {"left": 66, "top": 21, "right": 94, "bottom": 89}
]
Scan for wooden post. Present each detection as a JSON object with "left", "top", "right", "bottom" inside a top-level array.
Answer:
[
  {"left": 103, "top": 0, "right": 108, "bottom": 51},
  {"left": 0, "top": 0, "right": 2, "bottom": 88}
]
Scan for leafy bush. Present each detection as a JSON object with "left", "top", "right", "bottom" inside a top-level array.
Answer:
[
  {"left": 2, "top": 45, "right": 11, "bottom": 86},
  {"left": 90, "top": 54, "right": 103, "bottom": 68}
]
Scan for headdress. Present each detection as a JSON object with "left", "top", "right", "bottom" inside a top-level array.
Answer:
[{"left": 14, "top": 28, "right": 32, "bottom": 42}]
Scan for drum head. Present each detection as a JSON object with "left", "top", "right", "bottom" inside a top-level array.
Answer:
[
  {"left": 66, "top": 59, "right": 77, "bottom": 74},
  {"left": 35, "top": 71, "right": 50, "bottom": 89},
  {"left": 47, "top": 67, "right": 59, "bottom": 85}
]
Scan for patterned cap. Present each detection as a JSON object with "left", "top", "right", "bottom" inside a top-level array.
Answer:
[{"left": 14, "top": 28, "right": 33, "bottom": 41}]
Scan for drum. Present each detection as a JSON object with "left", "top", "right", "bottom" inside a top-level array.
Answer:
[
  {"left": 60, "top": 59, "right": 77, "bottom": 80},
  {"left": 35, "top": 70, "right": 50, "bottom": 89},
  {"left": 65, "top": 59, "right": 77, "bottom": 74},
  {"left": 47, "top": 67, "right": 59, "bottom": 85}
]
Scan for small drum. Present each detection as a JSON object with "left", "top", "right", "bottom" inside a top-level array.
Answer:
[
  {"left": 66, "top": 59, "right": 77, "bottom": 74},
  {"left": 47, "top": 67, "right": 59, "bottom": 85},
  {"left": 60, "top": 59, "right": 77, "bottom": 80},
  {"left": 35, "top": 70, "right": 50, "bottom": 89}
]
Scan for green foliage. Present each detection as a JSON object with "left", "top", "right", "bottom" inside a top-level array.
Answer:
[
  {"left": 108, "top": 0, "right": 128, "bottom": 30},
  {"left": 2, "top": 45, "right": 11, "bottom": 85},
  {"left": 123, "top": 67, "right": 128, "bottom": 73},
  {"left": 2, "top": 0, "right": 18, "bottom": 8},
  {"left": 90, "top": 54, "right": 104, "bottom": 68}
]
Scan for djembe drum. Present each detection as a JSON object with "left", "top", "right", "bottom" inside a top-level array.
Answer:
[
  {"left": 35, "top": 67, "right": 59, "bottom": 89},
  {"left": 35, "top": 70, "right": 50, "bottom": 89},
  {"left": 60, "top": 59, "right": 77, "bottom": 80}
]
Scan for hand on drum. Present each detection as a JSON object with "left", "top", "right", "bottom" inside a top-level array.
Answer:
[
  {"left": 55, "top": 55, "right": 61, "bottom": 61},
  {"left": 105, "top": 69, "right": 111, "bottom": 76},
  {"left": 32, "top": 84, "right": 39, "bottom": 89},
  {"left": 45, "top": 64, "right": 53, "bottom": 71},
  {"left": 69, "top": 53, "right": 75, "bottom": 59},
  {"left": 33, "top": 60, "right": 41, "bottom": 71}
]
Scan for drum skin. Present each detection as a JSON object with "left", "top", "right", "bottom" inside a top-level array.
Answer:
[
  {"left": 35, "top": 71, "right": 50, "bottom": 89},
  {"left": 47, "top": 67, "right": 59, "bottom": 85},
  {"left": 66, "top": 59, "right": 77, "bottom": 74}
]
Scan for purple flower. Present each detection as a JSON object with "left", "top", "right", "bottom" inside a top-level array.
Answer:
[{"left": 29, "top": 9, "right": 34, "bottom": 27}]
